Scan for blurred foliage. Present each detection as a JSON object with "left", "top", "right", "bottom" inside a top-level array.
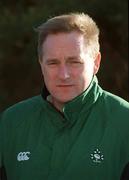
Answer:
[{"left": 0, "top": 0, "right": 128, "bottom": 111}]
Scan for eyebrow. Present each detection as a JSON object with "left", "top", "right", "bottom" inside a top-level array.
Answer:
[
  {"left": 45, "top": 58, "right": 59, "bottom": 64},
  {"left": 67, "top": 56, "right": 82, "bottom": 61},
  {"left": 46, "top": 56, "right": 82, "bottom": 62}
]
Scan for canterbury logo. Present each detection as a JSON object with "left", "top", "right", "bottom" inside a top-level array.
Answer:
[{"left": 17, "top": 152, "right": 30, "bottom": 161}]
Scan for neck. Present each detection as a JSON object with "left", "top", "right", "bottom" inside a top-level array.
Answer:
[
  {"left": 47, "top": 95, "right": 64, "bottom": 112},
  {"left": 52, "top": 97, "right": 65, "bottom": 112}
]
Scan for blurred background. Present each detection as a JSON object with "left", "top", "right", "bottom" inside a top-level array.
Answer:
[{"left": 0, "top": 0, "right": 128, "bottom": 112}]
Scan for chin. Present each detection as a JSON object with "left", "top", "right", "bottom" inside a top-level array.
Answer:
[{"left": 58, "top": 96, "right": 76, "bottom": 103}]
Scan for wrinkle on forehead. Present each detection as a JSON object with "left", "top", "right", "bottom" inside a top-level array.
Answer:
[{"left": 42, "top": 31, "right": 87, "bottom": 59}]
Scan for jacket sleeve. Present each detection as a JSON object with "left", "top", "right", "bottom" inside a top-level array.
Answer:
[
  {"left": 0, "top": 113, "right": 3, "bottom": 168},
  {"left": 0, "top": 116, "right": 2, "bottom": 168},
  {"left": 120, "top": 163, "right": 129, "bottom": 180},
  {"left": 0, "top": 113, "right": 8, "bottom": 180}
]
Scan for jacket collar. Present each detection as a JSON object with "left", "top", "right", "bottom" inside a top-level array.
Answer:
[
  {"left": 41, "top": 76, "right": 102, "bottom": 127},
  {"left": 62, "top": 76, "right": 102, "bottom": 123}
]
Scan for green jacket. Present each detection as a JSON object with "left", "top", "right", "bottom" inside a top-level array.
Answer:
[{"left": 0, "top": 77, "right": 129, "bottom": 180}]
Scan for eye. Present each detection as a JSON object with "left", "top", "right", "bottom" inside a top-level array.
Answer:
[
  {"left": 68, "top": 59, "right": 83, "bottom": 66},
  {"left": 70, "top": 61, "right": 81, "bottom": 64},
  {"left": 48, "top": 62, "right": 57, "bottom": 65},
  {"left": 68, "top": 57, "right": 83, "bottom": 65},
  {"left": 46, "top": 59, "right": 59, "bottom": 65}
]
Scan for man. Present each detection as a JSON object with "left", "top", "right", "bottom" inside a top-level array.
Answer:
[{"left": 0, "top": 12, "right": 129, "bottom": 180}]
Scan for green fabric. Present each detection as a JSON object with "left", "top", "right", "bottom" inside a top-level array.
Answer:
[{"left": 0, "top": 76, "right": 129, "bottom": 180}]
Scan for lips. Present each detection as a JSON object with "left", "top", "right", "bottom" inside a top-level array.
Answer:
[{"left": 57, "top": 85, "right": 74, "bottom": 87}]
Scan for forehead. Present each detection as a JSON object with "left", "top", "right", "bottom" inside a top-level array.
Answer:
[{"left": 42, "top": 31, "right": 86, "bottom": 56}]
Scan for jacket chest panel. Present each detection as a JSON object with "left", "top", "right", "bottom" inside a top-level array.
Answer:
[{"left": 4, "top": 113, "right": 122, "bottom": 180}]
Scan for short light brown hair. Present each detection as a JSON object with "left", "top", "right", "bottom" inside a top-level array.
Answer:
[{"left": 35, "top": 12, "right": 100, "bottom": 60}]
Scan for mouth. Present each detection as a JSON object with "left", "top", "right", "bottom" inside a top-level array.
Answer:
[{"left": 57, "top": 85, "right": 74, "bottom": 87}]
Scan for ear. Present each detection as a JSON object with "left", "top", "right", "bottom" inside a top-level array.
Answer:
[
  {"left": 94, "top": 52, "right": 101, "bottom": 74},
  {"left": 38, "top": 58, "right": 42, "bottom": 65},
  {"left": 38, "top": 58, "right": 45, "bottom": 76},
  {"left": 39, "top": 58, "right": 44, "bottom": 70}
]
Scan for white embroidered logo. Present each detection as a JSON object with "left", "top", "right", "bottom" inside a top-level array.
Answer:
[
  {"left": 17, "top": 152, "right": 31, "bottom": 161},
  {"left": 90, "top": 149, "right": 104, "bottom": 163}
]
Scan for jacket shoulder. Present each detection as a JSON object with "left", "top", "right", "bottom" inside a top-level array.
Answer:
[
  {"left": 1, "top": 95, "right": 43, "bottom": 123},
  {"left": 99, "top": 91, "right": 129, "bottom": 149},
  {"left": 102, "top": 91, "right": 129, "bottom": 111},
  {"left": 101, "top": 91, "right": 129, "bottom": 132}
]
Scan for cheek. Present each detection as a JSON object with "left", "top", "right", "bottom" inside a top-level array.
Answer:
[
  {"left": 43, "top": 72, "right": 53, "bottom": 84},
  {"left": 74, "top": 66, "right": 87, "bottom": 79},
  {"left": 83, "top": 61, "right": 95, "bottom": 75},
  {"left": 77, "top": 64, "right": 94, "bottom": 85},
  {"left": 42, "top": 69, "right": 56, "bottom": 89},
  {"left": 42, "top": 66, "right": 51, "bottom": 79}
]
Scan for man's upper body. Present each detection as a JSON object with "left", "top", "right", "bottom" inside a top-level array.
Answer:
[
  {"left": 0, "top": 76, "right": 129, "bottom": 180},
  {"left": 0, "top": 12, "right": 129, "bottom": 179}
]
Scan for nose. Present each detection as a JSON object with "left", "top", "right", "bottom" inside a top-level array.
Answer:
[{"left": 58, "top": 65, "right": 70, "bottom": 80}]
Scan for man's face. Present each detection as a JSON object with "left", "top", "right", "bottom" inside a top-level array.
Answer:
[{"left": 39, "top": 31, "right": 100, "bottom": 105}]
